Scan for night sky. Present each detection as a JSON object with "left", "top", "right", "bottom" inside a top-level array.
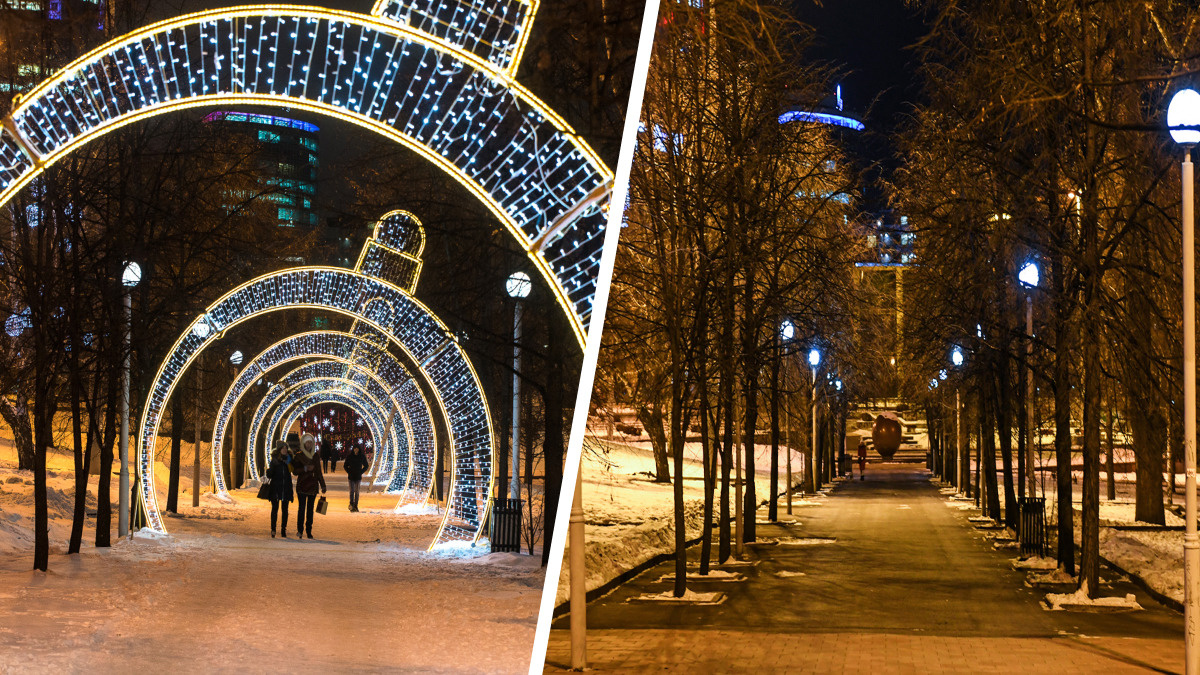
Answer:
[{"left": 793, "top": 0, "right": 929, "bottom": 209}]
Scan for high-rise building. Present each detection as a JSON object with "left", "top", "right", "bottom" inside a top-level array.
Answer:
[{"left": 202, "top": 110, "right": 321, "bottom": 229}]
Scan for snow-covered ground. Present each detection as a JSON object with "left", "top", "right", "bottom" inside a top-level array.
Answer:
[
  {"left": 556, "top": 434, "right": 809, "bottom": 605},
  {"left": 0, "top": 435, "right": 545, "bottom": 673}
]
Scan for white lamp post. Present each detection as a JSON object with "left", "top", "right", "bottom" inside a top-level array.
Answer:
[
  {"left": 950, "top": 346, "right": 965, "bottom": 494},
  {"left": 1170, "top": 86, "right": 1200, "bottom": 675},
  {"left": 809, "top": 348, "right": 821, "bottom": 488},
  {"left": 1018, "top": 261, "right": 1040, "bottom": 501},
  {"left": 506, "top": 272, "right": 531, "bottom": 503},
  {"left": 780, "top": 320, "right": 795, "bottom": 513},
  {"left": 118, "top": 261, "right": 140, "bottom": 537}
]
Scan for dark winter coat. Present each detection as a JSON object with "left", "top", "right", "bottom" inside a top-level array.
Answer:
[
  {"left": 291, "top": 449, "right": 326, "bottom": 495},
  {"left": 343, "top": 451, "right": 369, "bottom": 481},
  {"left": 266, "top": 455, "right": 294, "bottom": 502}
]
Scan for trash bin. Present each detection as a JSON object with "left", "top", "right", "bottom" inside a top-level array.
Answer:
[
  {"left": 1019, "top": 497, "right": 1045, "bottom": 558},
  {"left": 490, "top": 497, "right": 523, "bottom": 553}
]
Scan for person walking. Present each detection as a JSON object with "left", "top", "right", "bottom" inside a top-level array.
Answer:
[
  {"left": 329, "top": 441, "right": 339, "bottom": 473},
  {"left": 291, "top": 433, "right": 326, "bottom": 539},
  {"left": 266, "top": 441, "right": 294, "bottom": 538},
  {"left": 320, "top": 438, "right": 331, "bottom": 472},
  {"left": 857, "top": 441, "right": 868, "bottom": 481},
  {"left": 343, "top": 445, "right": 369, "bottom": 512}
]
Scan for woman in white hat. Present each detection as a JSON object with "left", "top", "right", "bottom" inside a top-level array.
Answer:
[{"left": 290, "top": 433, "right": 326, "bottom": 538}]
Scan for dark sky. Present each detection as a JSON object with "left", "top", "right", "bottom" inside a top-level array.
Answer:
[{"left": 793, "top": 0, "right": 928, "bottom": 207}]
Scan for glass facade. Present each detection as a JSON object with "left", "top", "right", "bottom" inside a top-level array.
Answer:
[{"left": 203, "top": 111, "right": 321, "bottom": 229}]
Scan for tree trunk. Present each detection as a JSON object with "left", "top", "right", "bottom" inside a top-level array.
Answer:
[
  {"left": 95, "top": 364, "right": 119, "bottom": 548},
  {"left": 637, "top": 402, "right": 671, "bottom": 483},
  {"left": 997, "top": 351, "right": 1017, "bottom": 530},
  {"left": 167, "top": 393, "right": 182, "bottom": 513},
  {"left": 0, "top": 398, "right": 35, "bottom": 471},
  {"left": 1052, "top": 250, "right": 1075, "bottom": 575},
  {"left": 67, "top": 338, "right": 87, "bottom": 555},
  {"left": 983, "top": 382, "right": 1001, "bottom": 522},
  {"left": 541, "top": 311, "right": 564, "bottom": 567},
  {"left": 1105, "top": 394, "right": 1115, "bottom": 502}
]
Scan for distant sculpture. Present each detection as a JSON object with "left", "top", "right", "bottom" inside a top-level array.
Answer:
[{"left": 872, "top": 415, "right": 903, "bottom": 460}]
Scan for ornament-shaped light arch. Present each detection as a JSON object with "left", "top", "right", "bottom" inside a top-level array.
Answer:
[
  {"left": 246, "top": 359, "right": 419, "bottom": 500},
  {"left": 139, "top": 267, "right": 492, "bottom": 548},
  {"left": 0, "top": 4, "right": 609, "bottom": 342},
  {"left": 209, "top": 330, "right": 434, "bottom": 497}
]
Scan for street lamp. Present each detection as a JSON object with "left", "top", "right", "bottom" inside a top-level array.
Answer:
[
  {"left": 780, "top": 320, "right": 796, "bottom": 514},
  {"left": 809, "top": 348, "right": 821, "bottom": 489},
  {"left": 1169, "top": 86, "right": 1200, "bottom": 675},
  {"left": 506, "top": 271, "right": 530, "bottom": 505},
  {"left": 950, "top": 346, "right": 965, "bottom": 492},
  {"left": 1018, "top": 261, "right": 1040, "bottom": 502},
  {"left": 118, "top": 261, "right": 139, "bottom": 537}
]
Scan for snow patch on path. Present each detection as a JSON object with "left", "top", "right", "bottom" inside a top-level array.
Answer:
[{"left": 628, "top": 589, "right": 726, "bottom": 604}]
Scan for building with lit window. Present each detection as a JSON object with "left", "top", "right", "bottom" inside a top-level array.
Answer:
[{"left": 203, "top": 110, "right": 321, "bottom": 229}]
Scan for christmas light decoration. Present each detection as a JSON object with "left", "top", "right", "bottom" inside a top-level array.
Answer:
[
  {"left": 134, "top": 266, "right": 493, "bottom": 548},
  {"left": 0, "top": 3, "right": 612, "bottom": 342},
  {"left": 207, "top": 330, "right": 435, "bottom": 500}
]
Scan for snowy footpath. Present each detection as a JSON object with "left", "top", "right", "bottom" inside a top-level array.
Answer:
[{"left": 0, "top": 443, "right": 544, "bottom": 673}]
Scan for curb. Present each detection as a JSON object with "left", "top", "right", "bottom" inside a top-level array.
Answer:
[
  {"left": 1100, "top": 555, "right": 1184, "bottom": 614},
  {"left": 552, "top": 517, "right": 740, "bottom": 619}
]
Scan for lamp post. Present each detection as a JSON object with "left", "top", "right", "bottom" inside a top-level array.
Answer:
[
  {"left": 809, "top": 348, "right": 821, "bottom": 490},
  {"left": 506, "top": 271, "right": 531, "bottom": 503},
  {"left": 950, "top": 346, "right": 965, "bottom": 493},
  {"left": 1169, "top": 86, "right": 1200, "bottom": 675},
  {"left": 938, "top": 369, "right": 948, "bottom": 479},
  {"left": 780, "top": 320, "right": 795, "bottom": 514},
  {"left": 118, "top": 261, "right": 140, "bottom": 537},
  {"left": 1018, "top": 261, "right": 1040, "bottom": 502}
]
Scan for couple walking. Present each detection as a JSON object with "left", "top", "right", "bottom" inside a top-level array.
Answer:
[{"left": 265, "top": 433, "right": 326, "bottom": 539}]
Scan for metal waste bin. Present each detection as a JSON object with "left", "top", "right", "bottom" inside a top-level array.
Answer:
[
  {"left": 491, "top": 497, "right": 523, "bottom": 553},
  {"left": 1019, "top": 497, "right": 1045, "bottom": 558}
]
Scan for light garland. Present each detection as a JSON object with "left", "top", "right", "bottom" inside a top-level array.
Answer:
[
  {"left": 0, "top": 4, "right": 612, "bottom": 341},
  {"left": 207, "top": 330, "right": 435, "bottom": 502},
  {"left": 136, "top": 266, "right": 492, "bottom": 548}
]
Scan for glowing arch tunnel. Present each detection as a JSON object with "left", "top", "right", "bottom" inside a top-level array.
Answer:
[
  {"left": 209, "top": 330, "right": 435, "bottom": 500},
  {"left": 138, "top": 259, "right": 494, "bottom": 548},
  {"left": 0, "top": 2, "right": 612, "bottom": 341}
]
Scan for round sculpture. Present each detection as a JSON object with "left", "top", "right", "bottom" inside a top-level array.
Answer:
[{"left": 872, "top": 415, "right": 903, "bottom": 460}]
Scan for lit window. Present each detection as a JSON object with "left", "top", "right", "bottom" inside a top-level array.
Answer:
[{"left": 258, "top": 130, "right": 281, "bottom": 143}]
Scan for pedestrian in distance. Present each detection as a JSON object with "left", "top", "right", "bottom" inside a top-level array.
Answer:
[
  {"left": 330, "top": 440, "right": 339, "bottom": 473},
  {"left": 343, "top": 445, "right": 369, "bottom": 512},
  {"left": 321, "top": 438, "right": 331, "bottom": 472},
  {"left": 857, "top": 441, "right": 868, "bottom": 481},
  {"left": 266, "top": 441, "right": 294, "bottom": 538},
  {"left": 291, "top": 433, "right": 327, "bottom": 539}
]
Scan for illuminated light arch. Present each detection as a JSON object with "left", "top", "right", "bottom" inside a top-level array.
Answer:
[
  {"left": 136, "top": 267, "right": 492, "bottom": 548},
  {"left": 208, "top": 330, "right": 435, "bottom": 497},
  {"left": 0, "top": 4, "right": 612, "bottom": 342},
  {"left": 263, "top": 377, "right": 394, "bottom": 472},
  {"left": 223, "top": 356, "right": 418, "bottom": 499},
  {"left": 247, "top": 361, "right": 420, "bottom": 501}
]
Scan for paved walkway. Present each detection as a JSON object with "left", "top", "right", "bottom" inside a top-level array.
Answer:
[{"left": 545, "top": 463, "right": 1184, "bottom": 673}]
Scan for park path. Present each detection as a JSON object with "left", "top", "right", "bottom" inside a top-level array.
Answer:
[{"left": 545, "top": 462, "right": 1183, "bottom": 673}]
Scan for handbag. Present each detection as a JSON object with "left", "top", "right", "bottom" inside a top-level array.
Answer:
[
  {"left": 257, "top": 480, "right": 272, "bottom": 500},
  {"left": 316, "top": 496, "right": 328, "bottom": 515}
]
